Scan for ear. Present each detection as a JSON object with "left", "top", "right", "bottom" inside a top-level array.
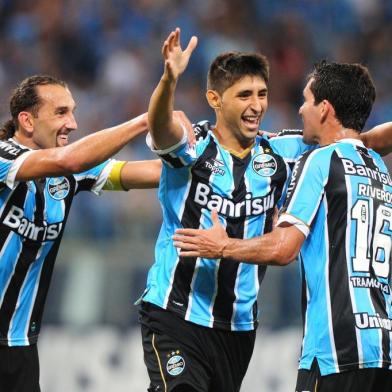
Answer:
[
  {"left": 17, "top": 111, "right": 35, "bottom": 134},
  {"left": 320, "top": 100, "right": 334, "bottom": 123},
  {"left": 206, "top": 90, "right": 221, "bottom": 110}
]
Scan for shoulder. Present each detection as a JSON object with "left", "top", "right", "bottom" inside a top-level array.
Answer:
[
  {"left": 0, "top": 139, "right": 29, "bottom": 161},
  {"left": 193, "top": 120, "right": 213, "bottom": 141},
  {"left": 275, "top": 129, "right": 303, "bottom": 137}
]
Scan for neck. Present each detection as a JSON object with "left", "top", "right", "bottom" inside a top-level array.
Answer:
[
  {"left": 318, "top": 125, "right": 360, "bottom": 146},
  {"left": 12, "top": 131, "right": 38, "bottom": 150},
  {"left": 213, "top": 122, "right": 254, "bottom": 155}
]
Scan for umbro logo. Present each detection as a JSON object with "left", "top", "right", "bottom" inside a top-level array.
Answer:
[{"left": 204, "top": 159, "right": 225, "bottom": 176}]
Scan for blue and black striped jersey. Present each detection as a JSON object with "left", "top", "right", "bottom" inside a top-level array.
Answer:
[
  {"left": 279, "top": 139, "right": 392, "bottom": 375},
  {"left": 143, "top": 122, "right": 313, "bottom": 331},
  {"left": 0, "top": 138, "right": 113, "bottom": 346}
]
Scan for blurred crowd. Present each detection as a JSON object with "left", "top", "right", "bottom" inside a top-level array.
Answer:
[{"left": 0, "top": 0, "right": 391, "bottom": 240}]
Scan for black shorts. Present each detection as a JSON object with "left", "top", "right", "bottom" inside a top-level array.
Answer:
[
  {"left": 0, "top": 344, "right": 40, "bottom": 392},
  {"left": 140, "top": 302, "right": 256, "bottom": 392},
  {"left": 296, "top": 359, "right": 392, "bottom": 392}
]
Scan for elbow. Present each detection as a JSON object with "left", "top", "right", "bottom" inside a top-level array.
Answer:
[
  {"left": 269, "top": 243, "right": 298, "bottom": 266},
  {"left": 54, "top": 151, "right": 86, "bottom": 174}
]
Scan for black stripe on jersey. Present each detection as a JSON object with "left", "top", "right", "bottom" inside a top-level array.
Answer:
[
  {"left": 212, "top": 153, "right": 251, "bottom": 328},
  {"left": 358, "top": 148, "right": 391, "bottom": 366},
  {"left": 0, "top": 182, "right": 43, "bottom": 343},
  {"left": 325, "top": 151, "right": 359, "bottom": 370},
  {"left": 27, "top": 178, "right": 76, "bottom": 344},
  {"left": 193, "top": 121, "right": 210, "bottom": 140},
  {"left": 166, "top": 138, "right": 218, "bottom": 316},
  {"left": 160, "top": 153, "right": 185, "bottom": 168},
  {"left": 75, "top": 177, "right": 96, "bottom": 194},
  {"left": 276, "top": 129, "right": 303, "bottom": 137},
  {"left": 280, "top": 150, "right": 312, "bottom": 214},
  {"left": 0, "top": 141, "right": 29, "bottom": 161}
]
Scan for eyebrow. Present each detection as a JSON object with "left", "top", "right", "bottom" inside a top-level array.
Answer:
[
  {"left": 54, "top": 105, "right": 77, "bottom": 113},
  {"left": 237, "top": 88, "right": 268, "bottom": 94}
]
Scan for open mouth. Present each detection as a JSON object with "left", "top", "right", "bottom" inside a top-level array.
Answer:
[
  {"left": 57, "top": 133, "right": 69, "bottom": 145},
  {"left": 241, "top": 115, "right": 260, "bottom": 130}
]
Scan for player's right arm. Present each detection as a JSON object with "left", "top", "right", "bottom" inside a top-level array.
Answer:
[
  {"left": 15, "top": 113, "right": 148, "bottom": 181},
  {"left": 148, "top": 28, "right": 197, "bottom": 150}
]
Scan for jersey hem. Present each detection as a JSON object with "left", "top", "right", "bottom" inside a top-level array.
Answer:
[
  {"left": 142, "top": 299, "right": 257, "bottom": 331},
  {"left": 299, "top": 358, "right": 392, "bottom": 376},
  {"left": 0, "top": 335, "right": 39, "bottom": 346}
]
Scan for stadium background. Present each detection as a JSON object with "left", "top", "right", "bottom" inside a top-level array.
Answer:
[{"left": 0, "top": 1, "right": 391, "bottom": 391}]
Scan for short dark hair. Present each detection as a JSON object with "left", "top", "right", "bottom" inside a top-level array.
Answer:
[
  {"left": 0, "top": 75, "right": 67, "bottom": 140},
  {"left": 308, "top": 61, "right": 376, "bottom": 132},
  {"left": 207, "top": 52, "right": 269, "bottom": 95}
]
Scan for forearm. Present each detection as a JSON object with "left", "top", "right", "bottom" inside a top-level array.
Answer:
[
  {"left": 148, "top": 76, "right": 183, "bottom": 150},
  {"left": 361, "top": 122, "right": 392, "bottom": 156},
  {"left": 17, "top": 115, "right": 148, "bottom": 180},
  {"left": 222, "top": 230, "right": 295, "bottom": 266},
  {"left": 57, "top": 115, "right": 148, "bottom": 173},
  {"left": 120, "top": 160, "right": 162, "bottom": 190}
]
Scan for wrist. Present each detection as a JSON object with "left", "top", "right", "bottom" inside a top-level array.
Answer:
[
  {"left": 221, "top": 238, "right": 234, "bottom": 259},
  {"left": 161, "top": 74, "right": 178, "bottom": 86}
]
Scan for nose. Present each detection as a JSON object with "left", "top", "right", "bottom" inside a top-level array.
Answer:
[
  {"left": 298, "top": 104, "right": 304, "bottom": 115},
  {"left": 250, "top": 95, "right": 262, "bottom": 113},
  {"left": 66, "top": 113, "right": 78, "bottom": 131}
]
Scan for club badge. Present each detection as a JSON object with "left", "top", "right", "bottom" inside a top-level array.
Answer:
[
  {"left": 166, "top": 351, "right": 185, "bottom": 376},
  {"left": 252, "top": 153, "right": 277, "bottom": 177},
  {"left": 47, "top": 177, "right": 70, "bottom": 200}
]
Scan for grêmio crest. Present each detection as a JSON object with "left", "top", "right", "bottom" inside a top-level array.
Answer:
[
  {"left": 252, "top": 153, "right": 277, "bottom": 177},
  {"left": 47, "top": 177, "right": 70, "bottom": 200}
]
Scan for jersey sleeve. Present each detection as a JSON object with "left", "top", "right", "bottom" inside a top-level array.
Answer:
[
  {"left": 268, "top": 129, "right": 317, "bottom": 164},
  {"left": 0, "top": 141, "right": 32, "bottom": 190},
  {"left": 277, "top": 148, "right": 331, "bottom": 237},
  {"left": 146, "top": 121, "right": 211, "bottom": 168},
  {"left": 74, "top": 159, "right": 115, "bottom": 195}
]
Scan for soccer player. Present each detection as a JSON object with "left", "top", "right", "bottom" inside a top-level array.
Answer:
[
  {"left": 0, "top": 74, "right": 166, "bottom": 392},
  {"left": 174, "top": 61, "right": 392, "bottom": 391},
  {"left": 140, "top": 27, "right": 392, "bottom": 392}
]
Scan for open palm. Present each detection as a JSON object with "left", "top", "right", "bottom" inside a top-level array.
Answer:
[{"left": 162, "top": 28, "right": 198, "bottom": 81}]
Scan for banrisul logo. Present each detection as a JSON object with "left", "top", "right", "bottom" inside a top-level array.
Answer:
[
  {"left": 166, "top": 351, "right": 185, "bottom": 376},
  {"left": 252, "top": 153, "right": 277, "bottom": 177},
  {"left": 47, "top": 177, "right": 70, "bottom": 200}
]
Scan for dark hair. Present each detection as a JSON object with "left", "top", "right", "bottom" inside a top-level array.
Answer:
[
  {"left": 308, "top": 61, "right": 376, "bottom": 132},
  {"left": 207, "top": 52, "right": 269, "bottom": 95},
  {"left": 0, "top": 75, "right": 67, "bottom": 140}
]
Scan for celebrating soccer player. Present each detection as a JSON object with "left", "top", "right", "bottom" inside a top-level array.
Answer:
[{"left": 174, "top": 61, "right": 392, "bottom": 391}]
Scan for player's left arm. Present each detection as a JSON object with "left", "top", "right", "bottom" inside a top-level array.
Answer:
[
  {"left": 103, "top": 159, "right": 162, "bottom": 191},
  {"left": 173, "top": 210, "right": 304, "bottom": 265},
  {"left": 360, "top": 122, "right": 392, "bottom": 156}
]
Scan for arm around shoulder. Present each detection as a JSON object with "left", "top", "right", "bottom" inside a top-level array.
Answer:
[{"left": 361, "top": 122, "right": 392, "bottom": 156}]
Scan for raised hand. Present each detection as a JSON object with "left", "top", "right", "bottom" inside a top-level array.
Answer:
[{"left": 162, "top": 27, "right": 198, "bottom": 82}]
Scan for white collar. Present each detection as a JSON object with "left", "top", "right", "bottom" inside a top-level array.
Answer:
[
  {"left": 335, "top": 138, "right": 365, "bottom": 148},
  {"left": 9, "top": 137, "right": 33, "bottom": 150}
]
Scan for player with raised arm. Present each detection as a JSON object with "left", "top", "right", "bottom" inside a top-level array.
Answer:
[
  {"left": 141, "top": 27, "right": 336, "bottom": 392},
  {"left": 174, "top": 61, "right": 392, "bottom": 391},
  {"left": 0, "top": 74, "right": 169, "bottom": 392}
]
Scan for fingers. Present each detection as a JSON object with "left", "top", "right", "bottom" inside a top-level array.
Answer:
[
  {"left": 175, "top": 228, "right": 199, "bottom": 236},
  {"left": 211, "top": 209, "right": 220, "bottom": 226},
  {"left": 162, "top": 29, "right": 177, "bottom": 57},
  {"left": 173, "top": 27, "right": 180, "bottom": 47},
  {"left": 184, "top": 36, "right": 198, "bottom": 56},
  {"left": 178, "top": 251, "right": 199, "bottom": 257},
  {"left": 173, "top": 240, "right": 199, "bottom": 251}
]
